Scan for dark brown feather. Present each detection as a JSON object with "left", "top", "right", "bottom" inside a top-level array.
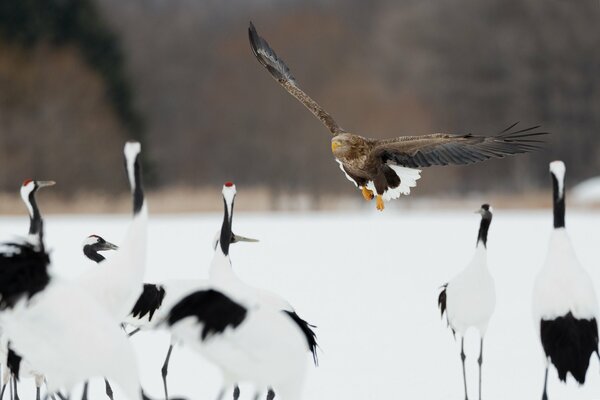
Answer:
[
  {"left": 248, "top": 22, "right": 343, "bottom": 135},
  {"left": 370, "top": 123, "right": 548, "bottom": 168}
]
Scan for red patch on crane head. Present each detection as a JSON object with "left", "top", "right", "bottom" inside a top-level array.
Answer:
[
  {"left": 22, "top": 179, "right": 33, "bottom": 186},
  {"left": 225, "top": 181, "right": 234, "bottom": 187}
]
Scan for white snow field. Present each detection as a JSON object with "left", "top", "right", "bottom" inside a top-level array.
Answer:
[{"left": 2, "top": 209, "right": 600, "bottom": 400}]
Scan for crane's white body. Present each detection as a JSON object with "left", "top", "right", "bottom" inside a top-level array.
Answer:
[
  {"left": 170, "top": 302, "right": 307, "bottom": 399},
  {"left": 532, "top": 229, "right": 598, "bottom": 324},
  {"left": 169, "top": 249, "right": 307, "bottom": 400},
  {"left": 76, "top": 142, "right": 148, "bottom": 320},
  {"left": 167, "top": 184, "right": 309, "bottom": 399},
  {"left": 0, "top": 279, "right": 141, "bottom": 400},
  {"left": 77, "top": 210, "right": 147, "bottom": 319},
  {"left": 446, "top": 245, "right": 496, "bottom": 335}
]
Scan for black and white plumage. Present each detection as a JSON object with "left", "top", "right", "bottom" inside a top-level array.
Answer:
[
  {"left": 532, "top": 161, "right": 599, "bottom": 399},
  {"left": 438, "top": 204, "right": 496, "bottom": 400},
  {"left": 0, "top": 145, "right": 156, "bottom": 400},
  {"left": 82, "top": 235, "right": 119, "bottom": 263},
  {"left": 19, "top": 179, "right": 55, "bottom": 247},
  {"left": 80, "top": 234, "right": 120, "bottom": 400},
  {"left": 116, "top": 200, "right": 259, "bottom": 400},
  {"left": 0, "top": 179, "right": 54, "bottom": 400},
  {"left": 165, "top": 183, "right": 314, "bottom": 400},
  {"left": 76, "top": 141, "right": 148, "bottom": 320},
  {"left": 130, "top": 284, "right": 166, "bottom": 323}
]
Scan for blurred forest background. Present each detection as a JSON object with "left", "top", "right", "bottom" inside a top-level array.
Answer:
[{"left": 0, "top": 0, "right": 598, "bottom": 212}]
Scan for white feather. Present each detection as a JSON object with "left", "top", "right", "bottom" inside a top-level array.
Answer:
[
  {"left": 124, "top": 142, "right": 141, "bottom": 192},
  {"left": 365, "top": 166, "right": 422, "bottom": 201},
  {"left": 76, "top": 213, "right": 147, "bottom": 319},
  {"left": 19, "top": 183, "right": 35, "bottom": 221},
  {"left": 335, "top": 160, "right": 358, "bottom": 187},
  {"left": 0, "top": 280, "right": 142, "bottom": 399},
  {"left": 550, "top": 161, "right": 566, "bottom": 199},
  {"left": 532, "top": 228, "right": 599, "bottom": 321},
  {"left": 446, "top": 246, "right": 496, "bottom": 335}
]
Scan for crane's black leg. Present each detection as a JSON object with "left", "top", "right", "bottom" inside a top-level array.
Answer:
[
  {"left": 542, "top": 364, "right": 549, "bottom": 400},
  {"left": 128, "top": 328, "right": 141, "bottom": 337},
  {"left": 8, "top": 376, "right": 12, "bottom": 400},
  {"left": 36, "top": 386, "right": 40, "bottom": 400},
  {"left": 161, "top": 344, "right": 174, "bottom": 400},
  {"left": 252, "top": 392, "right": 260, "bottom": 400},
  {"left": 12, "top": 375, "right": 19, "bottom": 400},
  {"left": 215, "top": 387, "right": 225, "bottom": 400},
  {"left": 461, "top": 338, "right": 468, "bottom": 400},
  {"left": 478, "top": 338, "right": 483, "bottom": 400},
  {"left": 266, "top": 388, "right": 275, "bottom": 400},
  {"left": 0, "top": 370, "right": 6, "bottom": 400},
  {"left": 81, "top": 382, "right": 88, "bottom": 400},
  {"left": 232, "top": 386, "right": 240, "bottom": 400},
  {"left": 104, "top": 379, "right": 114, "bottom": 400}
]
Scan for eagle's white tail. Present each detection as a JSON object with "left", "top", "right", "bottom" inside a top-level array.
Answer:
[{"left": 383, "top": 165, "right": 422, "bottom": 200}]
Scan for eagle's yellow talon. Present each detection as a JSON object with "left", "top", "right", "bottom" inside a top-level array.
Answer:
[
  {"left": 376, "top": 195, "right": 384, "bottom": 211},
  {"left": 361, "top": 187, "right": 374, "bottom": 201}
]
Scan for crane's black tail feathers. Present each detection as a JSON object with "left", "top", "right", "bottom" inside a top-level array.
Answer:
[
  {"left": 438, "top": 284, "right": 456, "bottom": 338},
  {"left": 284, "top": 310, "right": 319, "bottom": 366},
  {"left": 438, "top": 284, "right": 448, "bottom": 319},
  {"left": 540, "top": 313, "right": 598, "bottom": 384}
]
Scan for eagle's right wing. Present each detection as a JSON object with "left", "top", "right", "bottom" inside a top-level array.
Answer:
[
  {"left": 370, "top": 123, "right": 548, "bottom": 168},
  {"left": 248, "top": 22, "right": 344, "bottom": 135}
]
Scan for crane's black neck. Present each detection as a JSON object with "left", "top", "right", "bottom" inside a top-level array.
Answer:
[
  {"left": 83, "top": 245, "right": 106, "bottom": 263},
  {"left": 125, "top": 154, "right": 144, "bottom": 216},
  {"left": 27, "top": 190, "right": 44, "bottom": 244},
  {"left": 552, "top": 174, "right": 565, "bottom": 229},
  {"left": 477, "top": 214, "right": 492, "bottom": 248},
  {"left": 219, "top": 198, "right": 234, "bottom": 256}
]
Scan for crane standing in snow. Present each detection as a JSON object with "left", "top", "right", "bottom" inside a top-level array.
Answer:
[
  {"left": 438, "top": 204, "right": 496, "bottom": 400},
  {"left": 0, "top": 179, "right": 54, "bottom": 400},
  {"left": 532, "top": 161, "right": 599, "bottom": 400},
  {"left": 164, "top": 183, "right": 316, "bottom": 400}
]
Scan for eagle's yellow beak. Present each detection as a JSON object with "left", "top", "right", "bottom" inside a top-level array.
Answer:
[{"left": 331, "top": 141, "right": 340, "bottom": 152}]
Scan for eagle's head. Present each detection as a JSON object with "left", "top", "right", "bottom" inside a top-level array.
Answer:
[{"left": 331, "top": 133, "right": 363, "bottom": 161}]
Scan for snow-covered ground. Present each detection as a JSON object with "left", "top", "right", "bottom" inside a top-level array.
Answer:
[{"left": 2, "top": 208, "right": 600, "bottom": 400}]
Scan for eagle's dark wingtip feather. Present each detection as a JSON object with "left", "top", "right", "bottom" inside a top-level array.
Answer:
[
  {"left": 500, "top": 121, "right": 520, "bottom": 133},
  {"left": 247, "top": 22, "right": 295, "bottom": 83},
  {"left": 248, "top": 22, "right": 263, "bottom": 63}
]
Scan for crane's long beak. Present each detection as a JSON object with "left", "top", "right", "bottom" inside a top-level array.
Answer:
[
  {"left": 100, "top": 241, "right": 119, "bottom": 251},
  {"left": 232, "top": 233, "right": 259, "bottom": 243},
  {"left": 37, "top": 180, "right": 56, "bottom": 188}
]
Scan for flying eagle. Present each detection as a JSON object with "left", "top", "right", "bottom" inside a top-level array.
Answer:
[{"left": 248, "top": 22, "right": 548, "bottom": 211}]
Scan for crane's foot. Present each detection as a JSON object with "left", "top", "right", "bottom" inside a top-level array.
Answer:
[
  {"left": 361, "top": 187, "right": 374, "bottom": 201},
  {"left": 376, "top": 195, "right": 384, "bottom": 211}
]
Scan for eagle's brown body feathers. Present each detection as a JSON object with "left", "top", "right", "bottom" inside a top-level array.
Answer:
[{"left": 249, "top": 22, "right": 548, "bottom": 210}]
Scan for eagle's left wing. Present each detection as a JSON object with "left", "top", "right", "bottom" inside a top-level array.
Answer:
[
  {"left": 248, "top": 22, "right": 344, "bottom": 135},
  {"left": 369, "top": 123, "right": 548, "bottom": 168}
]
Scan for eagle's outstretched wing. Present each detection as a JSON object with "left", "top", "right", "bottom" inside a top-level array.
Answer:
[
  {"left": 370, "top": 123, "right": 548, "bottom": 168},
  {"left": 248, "top": 22, "right": 344, "bottom": 135}
]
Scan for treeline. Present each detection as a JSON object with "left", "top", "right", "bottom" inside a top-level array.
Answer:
[{"left": 0, "top": 0, "right": 598, "bottom": 199}]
